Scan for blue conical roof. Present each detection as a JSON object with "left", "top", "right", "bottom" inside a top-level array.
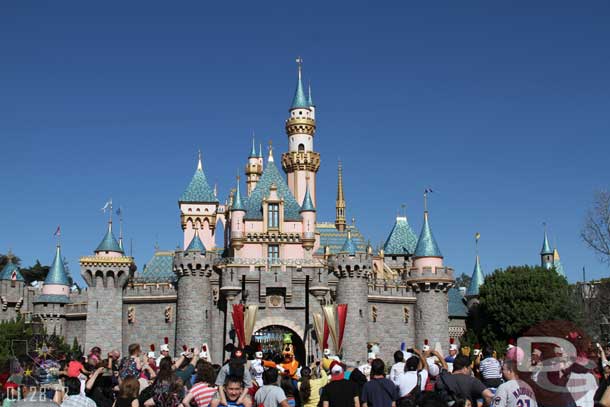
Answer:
[
  {"left": 250, "top": 138, "right": 257, "bottom": 158},
  {"left": 179, "top": 155, "right": 218, "bottom": 203},
  {"left": 291, "top": 64, "right": 309, "bottom": 109},
  {"left": 95, "top": 221, "right": 123, "bottom": 253},
  {"left": 541, "top": 231, "right": 553, "bottom": 255},
  {"left": 383, "top": 216, "right": 418, "bottom": 255},
  {"left": 340, "top": 231, "right": 357, "bottom": 255},
  {"left": 45, "top": 245, "right": 70, "bottom": 286},
  {"left": 414, "top": 212, "right": 443, "bottom": 258},
  {"left": 0, "top": 257, "right": 23, "bottom": 282},
  {"left": 307, "top": 82, "right": 314, "bottom": 107},
  {"left": 186, "top": 231, "right": 206, "bottom": 253},
  {"left": 300, "top": 184, "right": 315, "bottom": 212},
  {"left": 466, "top": 255, "right": 484, "bottom": 297},
  {"left": 231, "top": 179, "right": 246, "bottom": 212}
]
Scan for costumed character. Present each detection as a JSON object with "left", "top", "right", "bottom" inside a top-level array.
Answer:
[
  {"left": 147, "top": 344, "right": 157, "bottom": 373},
  {"left": 358, "top": 352, "right": 376, "bottom": 380},
  {"left": 249, "top": 347, "right": 265, "bottom": 387},
  {"left": 263, "top": 333, "right": 300, "bottom": 379},
  {"left": 156, "top": 337, "right": 171, "bottom": 367},
  {"left": 199, "top": 343, "right": 212, "bottom": 363}
]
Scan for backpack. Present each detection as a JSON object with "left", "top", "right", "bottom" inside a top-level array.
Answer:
[
  {"left": 118, "top": 357, "right": 140, "bottom": 380},
  {"left": 398, "top": 371, "right": 423, "bottom": 407}
]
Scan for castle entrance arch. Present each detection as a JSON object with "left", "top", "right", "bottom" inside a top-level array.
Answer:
[{"left": 251, "top": 325, "right": 306, "bottom": 367}]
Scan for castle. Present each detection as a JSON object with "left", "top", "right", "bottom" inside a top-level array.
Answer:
[{"left": 0, "top": 61, "right": 566, "bottom": 366}]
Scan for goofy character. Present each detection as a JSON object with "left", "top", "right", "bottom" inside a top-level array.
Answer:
[{"left": 263, "top": 333, "right": 300, "bottom": 378}]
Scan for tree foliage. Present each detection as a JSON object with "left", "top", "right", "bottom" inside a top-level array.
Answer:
[
  {"left": 455, "top": 272, "right": 472, "bottom": 289},
  {"left": 581, "top": 190, "right": 610, "bottom": 264},
  {"left": 469, "top": 265, "right": 578, "bottom": 345},
  {"left": 19, "top": 260, "right": 50, "bottom": 284},
  {"left": 0, "top": 253, "right": 22, "bottom": 269}
]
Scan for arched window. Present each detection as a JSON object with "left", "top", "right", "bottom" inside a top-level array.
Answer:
[{"left": 298, "top": 144, "right": 305, "bottom": 152}]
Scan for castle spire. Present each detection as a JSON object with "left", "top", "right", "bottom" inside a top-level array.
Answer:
[
  {"left": 95, "top": 220, "right": 123, "bottom": 254},
  {"left": 197, "top": 149, "right": 203, "bottom": 171},
  {"left": 250, "top": 134, "right": 256, "bottom": 158},
  {"left": 335, "top": 160, "right": 346, "bottom": 232},
  {"left": 340, "top": 230, "right": 357, "bottom": 256},
  {"left": 307, "top": 81, "right": 314, "bottom": 107},
  {"left": 413, "top": 195, "right": 442, "bottom": 258},
  {"left": 300, "top": 181, "right": 315, "bottom": 212},
  {"left": 290, "top": 57, "right": 308, "bottom": 109},
  {"left": 541, "top": 226, "right": 553, "bottom": 255},
  {"left": 231, "top": 176, "right": 245, "bottom": 212},
  {"left": 268, "top": 140, "right": 274, "bottom": 162},
  {"left": 45, "top": 244, "right": 70, "bottom": 286},
  {"left": 466, "top": 234, "right": 484, "bottom": 297}
]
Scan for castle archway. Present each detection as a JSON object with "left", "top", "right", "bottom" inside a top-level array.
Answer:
[{"left": 250, "top": 324, "right": 306, "bottom": 367}]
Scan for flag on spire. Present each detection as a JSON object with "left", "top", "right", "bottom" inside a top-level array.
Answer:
[
  {"left": 116, "top": 206, "right": 122, "bottom": 217},
  {"left": 101, "top": 199, "right": 113, "bottom": 213},
  {"left": 53, "top": 225, "right": 61, "bottom": 237}
]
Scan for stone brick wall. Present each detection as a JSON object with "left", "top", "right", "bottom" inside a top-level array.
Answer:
[
  {"left": 368, "top": 302, "right": 416, "bottom": 363},
  {"left": 122, "top": 301, "right": 176, "bottom": 356},
  {"left": 414, "top": 289, "right": 449, "bottom": 353},
  {"left": 84, "top": 277, "right": 123, "bottom": 354},
  {"left": 176, "top": 274, "right": 212, "bottom": 357},
  {"left": 66, "top": 318, "right": 86, "bottom": 349},
  {"left": 336, "top": 277, "right": 369, "bottom": 365}
]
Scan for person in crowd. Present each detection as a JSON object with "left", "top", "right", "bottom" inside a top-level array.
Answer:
[
  {"left": 119, "top": 345, "right": 143, "bottom": 381},
  {"left": 479, "top": 346, "right": 502, "bottom": 389},
  {"left": 253, "top": 368, "right": 288, "bottom": 407},
  {"left": 361, "top": 359, "right": 399, "bottom": 407},
  {"left": 389, "top": 351, "right": 405, "bottom": 386},
  {"left": 320, "top": 361, "right": 360, "bottom": 407},
  {"left": 397, "top": 349, "right": 429, "bottom": 398},
  {"left": 279, "top": 374, "right": 298, "bottom": 407},
  {"left": 85, "top": 362, "right": 115, "bottom": 407},
  {"left": 144, "top": 357, "right": 184, "bottom": 407},
  {"left": 493, "top": 359, "right": 537, "bottom": 407},
  {"left": 214, "top": 348, "right": 252, "bottom": 406},
  {"left": 298, "top": 363, "right": 327, "bottom": 407},
  {"left": 181, "top": 360, "right": 217, "bottom": 407},
  {"left": 425, "top": 350, "right": 448, "bottom": 392},
  {"left": 114, "top": 376, "right": 140, "bottom": 407},
  {"left": 357, "top": 354, "right": 376, "bottom": 382},
  {"left": 210, "top": 376, "right": 251, "bottom": 407},
  {"left": 60, "top": 377, "right": 96, "bottom": 407},
  {"left": 13, "top": 375, "right": 60, "bottom": 407},
  {"left": 435, "top": 355, "right": 493, "bottom": 406}
]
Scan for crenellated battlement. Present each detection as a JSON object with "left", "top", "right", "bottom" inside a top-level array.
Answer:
[
  {"left": 80, "top": 256, "right": 136, "bottom": 289},
  {"left": 407, "top": 266, "right": 454, "bottom": 283},
  {"left": 173, "top": 250, "right": 217, "bottom": 277}
]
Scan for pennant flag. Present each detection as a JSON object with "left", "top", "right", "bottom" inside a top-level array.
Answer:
[
  {"left": 101, "top": 199, "right": 113, "bottom": 213},
  {"left": 243, "top": 305, "right": 258, "bottom": 346},
  {"left": 475, "top": 232, "right": 481, "bottom": 242},
  {"left": 424, "top": 188, "right": 434, "bottom": 194},
  {"left": 322, "top": 304, "right": 339, "bottom": 354},
  {"left": 337, "top": 304, "right": 348, "bottom": 354},
  {"left": 231, "top": 304, "right": 246, "bottom": 347},
  {"left": 312, "top": 313, "right": 326, "bottom": 353},
  {"left": 116, "top": 206, "right": 122, "bottom": 217},
  {"left": 53, "top": 225, "right": 61, "bottom": 237}
]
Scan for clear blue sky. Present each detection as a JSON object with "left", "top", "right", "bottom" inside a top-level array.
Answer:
[{"left": 1, "top": 1, "right": 609, "bottom": 286}]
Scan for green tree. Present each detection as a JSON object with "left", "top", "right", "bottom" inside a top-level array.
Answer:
[
  {"left": 0, "top": 253, "right": 22, "bottom": 269},
  {"left": 19, "top": 260, "right": 50, "bottom": 283},
  {"left": 469, "top": 265, "right": 579, "bottom": 345},
  {"left": 455, "top": 272, "right": 472, "bottom": 289},
  {"left": 0, "top": 318, "right": 32, "bottom": 367}
]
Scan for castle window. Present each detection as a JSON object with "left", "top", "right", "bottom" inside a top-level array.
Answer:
[
  {"left": 268, "top": 203, "right": 279, "bottom": 229},
  {"left": 298, "top": 144, "right": 305, "bottom": 152},
  {"left": 268, "top": 245, "right": 279, "bottom": 264}
]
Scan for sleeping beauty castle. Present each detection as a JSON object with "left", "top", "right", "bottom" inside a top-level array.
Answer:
[{"left": 0, "top": 60, "right": 566, "bottom": 365}]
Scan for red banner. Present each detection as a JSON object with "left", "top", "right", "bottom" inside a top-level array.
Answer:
[
  {"left": 337, "top": 304, "right": 348, "bottom": 354},
  {"left": 231, "top": 304, "right": 246, "bottom": 347},
  {"left": 323, "top": 319, "right": 329, "bottom": 350}
]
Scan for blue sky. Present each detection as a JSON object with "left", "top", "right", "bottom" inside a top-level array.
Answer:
[{"left": 1, "top": 1, "right": 609, "bottom": 286}]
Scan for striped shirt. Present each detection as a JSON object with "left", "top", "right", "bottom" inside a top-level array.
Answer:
[
  {"left": 189, "top": 382, "right": 216, "bottom": 407},
  {"left": 480, "top": 357, "right": 502, "bottom": 379},
  {"left": 61, "top": 395, "right": 97, "bottom": 407}
]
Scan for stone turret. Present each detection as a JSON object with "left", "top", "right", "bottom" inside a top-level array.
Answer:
[
  {"left": 409, "top": 209, "right": 454, "bottom": 353},
  {"left": 0, "top": 252, "right": 26, "bottom": 321},
  {"left": 330, "top": 231, "right": 372, "bottom": 363},
  {"left": 245, "top": 137, "right": 263, "bottom": 196},
  {"left": 174, "top": 233, "right": 218, "bottom": 358},
  {"left": 81, "top": 220, "right": 136, "bottom": 353},
  {"left": 541, "top": 228, "right": 554, "bottom": 270}
]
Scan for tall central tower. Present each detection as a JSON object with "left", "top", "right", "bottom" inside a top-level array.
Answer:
[{"left": 282, "top": 58, "right": 320, "bottom": 207}]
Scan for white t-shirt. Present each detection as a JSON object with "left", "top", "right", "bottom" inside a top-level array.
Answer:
[
  {"left": 397, "top": 369, "right": 428, "bottom": 397},
  {"left": 566, "top": 372, "right": 597, "bottom": 407},
  {"left": 390, "top": 362, "right": 405, "bottom": 385},
  {"left": 359, "top": 363, "right": 372, "bottom": 380},
  {"left": 254, "top": 385, "right": 287, "bottom": 407},
  {"left": 493, "top": 379, "right": 538, "bottom": 407}
]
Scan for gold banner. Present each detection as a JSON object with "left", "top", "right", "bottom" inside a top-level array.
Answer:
[
  {"left": 313, "top": 313, "right": 326, "bottom": 354},
  {"left": 322, "top": 304, "right": 339, "bottom": 354},
  {"left": 244, "top": 305, "right": 258, "bottom": 345}
]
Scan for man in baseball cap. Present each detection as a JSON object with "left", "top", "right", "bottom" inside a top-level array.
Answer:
[{"left": 321, "top": 360, "right": 359, "bottom": 406}]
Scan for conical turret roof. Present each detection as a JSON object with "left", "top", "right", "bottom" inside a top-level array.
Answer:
[
  {"left": 340, "top": 231, "right": 357, "bottom": 255},
  {"left": 291, "top": 59, "right": 309, "bottom": 109},
  {"left": 414, "top": 212, "right": 443, "bottom": 258},
  {"left": 231, "top": 178, "right": 246, "bottom": 212},
  {"left": 553, "top": 248, "right": 566, "bottom": 277},
  {"left": 466, "top": 255, "right": 484, "bottom": 297},
  {"left": 0, "top": 255, "right": 23, "bottom": 282},
  {"left": 383, "top": 216, "right": 417, "bottom": 255},
  {"left": 541, "top": 230, "right": 553, "bottom": 255},
  {"left": 300, "top": 183, "right": 315, "bottom": 212},
  {"left": 45, "top": 245, "right": 70, "bottom": 286},
  {"left": 96, "top": 221, "right": 123, "bottom": 253},
  {"left": 179, "top": 154, "right": 218, "bottom": 203},
  {"left": 186, "top": 231, "right": 206, "bottom": 253}
]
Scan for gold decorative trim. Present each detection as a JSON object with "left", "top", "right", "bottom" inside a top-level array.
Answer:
[
  {"left": 80, "top": 256, "right": 134, "bottom": 265},
  {"left": 367, "top": 295, "right": 416, "bottom": 304}
]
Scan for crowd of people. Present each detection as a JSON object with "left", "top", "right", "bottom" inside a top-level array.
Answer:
[{"left": 2, "top": 338, "right": 610, "bottom": 407}]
